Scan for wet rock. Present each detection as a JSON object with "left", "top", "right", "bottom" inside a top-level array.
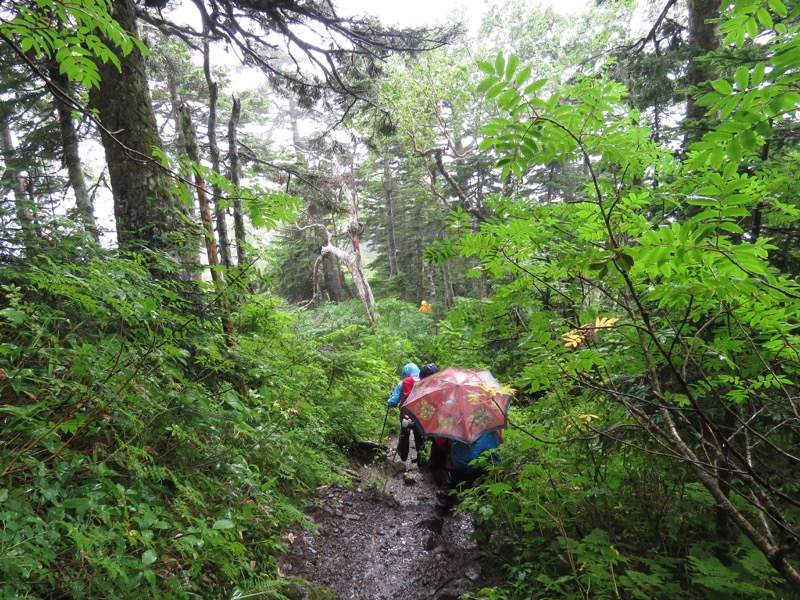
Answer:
[
  {"left": 434, "top": 576, "right": 474, "bottom": 600},
  {"left": 423, "top": 534, "right": 438, "bottom": 551},
  {"left": 464, "top": 564, "right": 481, "bottom": 581}
]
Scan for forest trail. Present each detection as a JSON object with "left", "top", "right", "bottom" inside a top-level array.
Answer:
[{"left": 277, "top": 433, "right": 500, "bottom": 599}]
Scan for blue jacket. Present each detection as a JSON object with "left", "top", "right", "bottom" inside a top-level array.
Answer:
[{"left": 387, "top": 363, "right": 420, "bottom": 407}]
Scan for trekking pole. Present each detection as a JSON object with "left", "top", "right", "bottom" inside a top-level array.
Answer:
[{"left": 379, "top": 404, "right": 390, "bottom": 444}]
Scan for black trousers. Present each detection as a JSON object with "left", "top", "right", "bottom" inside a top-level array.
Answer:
[
  {"left": 428, "top": 442, "right": 449, "bottom": 487},
  {"left": 434, "top": 468, "right": 482, "bottom": 517},
  {"left": 396, "top": 419, "right": 425, "bottom": 461}
]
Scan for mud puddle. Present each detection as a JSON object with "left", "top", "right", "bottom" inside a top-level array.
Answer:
[{"left": 276, "top": 435, "right": 499, "bottom": 599}]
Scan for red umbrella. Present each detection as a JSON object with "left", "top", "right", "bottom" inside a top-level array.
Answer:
[{"left": 402, "top": 366, "right": 512, "bottom": 443}]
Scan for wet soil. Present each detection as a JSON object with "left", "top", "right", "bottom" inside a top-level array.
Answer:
[{"left": 277, "top": 435, "right": 500, "bottom": 599}]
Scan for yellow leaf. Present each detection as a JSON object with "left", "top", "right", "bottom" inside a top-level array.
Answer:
[
  {"left": 594, "top": 316, "right": 620, "bottom": 329},
  {"left": 562, "top": 329, "right": 586, "bottom": 348}
]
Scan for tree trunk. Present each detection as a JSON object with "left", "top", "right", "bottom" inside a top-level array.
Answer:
[
  {"left": 50, "top": 65, "right": 98, "bottom": 242},
  {"left": 227, "top": 96, "right": 247, "bottom": 265},
  {"left": 442, "top": 263, "right": 454, "bottom": 308},
  {"left": 167, "top": 69, "right": 187, "bottom": 158},
  {"left": 179, "top": 103, "right": 238, "bottom": 341},
  {"left": 308, "top": 202, "right": 344, "bottom": 302},
  {"left": 88, "top": 0, "right": 198, "bottom": 272},
  {"left": 203, "top": 38, "right": 232, "bottom": 269},
  {"left": 338, "top": 161, "right": 377, "bottom": 322},
  {"left": 307, "top": 157, "right": 377, "bottom": 323},
  {"left": 383, "top": 149, "right": 398, "bottom": 278},
  {"left": 0, "top": 113, "right": 39, "bottom": 254},
  {"left": 684, "top": 0, "right": 720, "bottom": 148},
  {"left": 414, "top": 239, "right": 425, "bottom": 303}
]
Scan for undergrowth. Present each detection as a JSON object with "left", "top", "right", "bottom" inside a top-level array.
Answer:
[{"left": 0, "top": 248, "right": 436, "bottom": 598}]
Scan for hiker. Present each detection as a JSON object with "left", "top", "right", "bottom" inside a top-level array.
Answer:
[
  {"left": 386, "top": 362, "right": 425, "bottom": 462},
  {"left": 426, "top": 429, "right": 504, "bottom": 531}
]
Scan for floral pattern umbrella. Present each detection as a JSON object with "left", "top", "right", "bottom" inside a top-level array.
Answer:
[{"left": 402, "top": 366, "right": 512, "bottom": 443}]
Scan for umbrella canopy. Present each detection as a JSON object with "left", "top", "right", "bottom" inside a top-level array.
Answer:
[{"left": 402, "top": 366, "right": 512, "bottom": 443}]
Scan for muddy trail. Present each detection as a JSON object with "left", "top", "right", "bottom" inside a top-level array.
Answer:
[{"left": 277, "top": 433, "right": 502, "bottom": 599}]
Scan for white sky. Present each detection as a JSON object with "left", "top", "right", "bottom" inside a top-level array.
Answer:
[{"left": 334, "top": 0, "right": 589, "bottom": 29}]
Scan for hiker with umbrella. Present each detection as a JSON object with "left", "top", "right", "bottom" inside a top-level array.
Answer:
[{"left": 402, "top": 366, "right": 512, "bottom": 530}]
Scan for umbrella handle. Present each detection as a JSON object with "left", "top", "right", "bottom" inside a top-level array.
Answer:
[{"left": 378, "top": 404, "right": 390, "bottom": 445}]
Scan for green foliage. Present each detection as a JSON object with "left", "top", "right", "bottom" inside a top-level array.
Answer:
[
  {"left": 447, "top": 7, "right": 800, "bottom": 592},
  {"left": 154, "top": 150, "right": 303, "bottom": 231},
  {"left": 0, "top": 247, "right": 382, "bottom": 598},
  {"left": 0, "top": 0, "right": 146, "bottom": 90}
]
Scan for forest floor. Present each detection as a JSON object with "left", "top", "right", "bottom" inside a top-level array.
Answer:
[{"left": 276, "top": 432, "right": 502, "bottom": 600}]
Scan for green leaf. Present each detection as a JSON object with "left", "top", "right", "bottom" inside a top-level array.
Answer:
[
  {"left": 740, "top": 129, "right": 757, "bottom": 152},
  {"left": 213, "top": 519, "right": 235, "bottom": 530},
  {"left": 141, "top": 550, "right": 157, "bottom": 566},
  {"left": 505, "top": 54, "right": 520, "bottom": 80},
  {"left": 745, "top": 17, "right": 759, "bottom": 39},
  {"left": 726, "top": 138, "right": 742, "bottom": 164},
  {"left": 751, "top": 62, "right": 766, "bottom": 86},
  {"left": 734, "top": 66, "right": 749, "bottom": 90},
  {"left": 494, "top": 52, "right": 506, "bottom": 78},
  {"left": 768, "top": 0, "right": 787, "bottom": 17},
  {"left": 486, "top": 81, "right": 508, "bottom": 100},
  {"left": 615, "top": 253, "right": 634, "bottom": 272},
  {"left": 477, "top": 60, "right": 494, "bottom": 75},
  {"left": 523, "top": 78, "right": 547, "bottom": 96},
  {"left": 710, "top": 79, "right": 733, "bottom": 95},
  {"left": 476, "top": 75, "right": 499, "bottom": 93},
  {"left": 515, "top": 65, "right": 532, "bottom": 86},
  {"left": 0, "top": 308, "right": 27, "bottom": 325},
  {"left": 736, "top": 25, "right": 746, "bottom": 47},
  {"left": 756, "top": 7, "right": 773, "bottom": 28}
]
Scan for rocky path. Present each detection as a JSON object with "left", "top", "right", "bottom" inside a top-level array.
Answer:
[{"left": 276, "top": 436, "right": 499, "bottom": 599}]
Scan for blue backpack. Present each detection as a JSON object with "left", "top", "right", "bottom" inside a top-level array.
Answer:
[{"left": 450, "top": 431, "right": 502, "bottom": 472}]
